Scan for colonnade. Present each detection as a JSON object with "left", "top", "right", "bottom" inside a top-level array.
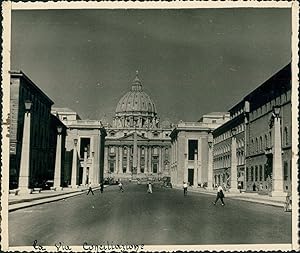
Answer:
[{"left": 104, "top": 145, "right": 168, "bottom": 175}]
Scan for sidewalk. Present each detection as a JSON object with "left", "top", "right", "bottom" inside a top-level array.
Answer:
[
  {"left": 173, "top": 186, "right": 287, "bottom": 208},
  {"left": 8, "top": 185, "right": 103, "bottom": 212}
]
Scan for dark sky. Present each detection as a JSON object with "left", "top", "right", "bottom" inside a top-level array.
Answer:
[{"left": 11, "top": 8, "right": 291, "bottom": 123}]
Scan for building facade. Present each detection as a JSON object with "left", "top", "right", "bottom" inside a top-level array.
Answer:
[
  {"left": 212, "top": 101, "right": 248, "bottom": 191},
  {"left": 245, "top": 63, "right": 291, "bottom": 196},
  {"left": 9, "top": 71, "right": 66, "bottom": 191},
  {"left": 212, "top": 63, "right": 291, "bottom": 196},
  {"left": 170, "top": 112, "right": 230, "bottom": 188},
  {"left": 53, "top": 108, "right": 106, "bottom": 186},
  {"left": 103, "top": 72, "right": 172, "bottom": 181}
]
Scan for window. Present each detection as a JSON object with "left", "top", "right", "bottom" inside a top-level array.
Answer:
[
  {"left": 264, "top": 134, "right": 268, "bottom": 149},
  {"left": 80, "top": 138, "right": 91, "bottom": 158},
  {"left": 109, "top": 162, "right": 114, "bottom": 173},
  {"left": 255, "top": 166, "right": 258, "bottom": 181},
  {"left": 255, "top": 138, "right": 258, "bottom": 153},
  {"left": 284, "top": 127, "right": 288, "bottom": 146},
  {"left": 259, "top": 165, "right": 263, "bottom": 181},
  {"left": 188, "top": 140, "right": 198, "bottom": 160},
  {"left": 153, "top": 163, "right": 158, "bottom": 173},
  {"left": 283, "top": 162, "right": 288, "bottom": 181},
  {"left": 251, "top": 167, "right": 254, "bottom": 181},
  {"left": 259, "top": 136, "right": 263, "bottom": 151}
]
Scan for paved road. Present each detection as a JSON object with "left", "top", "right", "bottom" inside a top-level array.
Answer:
[{"left": 9, "top": 183, "right": 291, "bottom": 246}]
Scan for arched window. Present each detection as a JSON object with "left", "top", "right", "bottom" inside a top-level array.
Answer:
[
  {"left": 284, "top": 127, "right": 288, "bottom": 146},
  {"left": 255, "top": 166, "right": 258, "bottom": 181},
  {"left": 255, "top": 138, "right": 258, "bottom": 153},
  {"left": 259, "top": 136, "right": 263, "bottom": 151},
  {"left": 264, "top": 134, "right": 268, "bottom": 149},
  {"left": 259, "top": 165, "right": 263, "bottom": 181},
  {"left": 251, "top": 167, "right": 254, "bottom": 181}
]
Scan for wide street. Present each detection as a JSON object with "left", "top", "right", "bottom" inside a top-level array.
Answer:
[{"left": 9, "top": 183, "right": 291, "bottom": 246}]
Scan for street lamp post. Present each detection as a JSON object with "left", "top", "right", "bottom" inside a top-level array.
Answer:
[
  {"left": 230, "top": 127, "right": 239, "bottom": 193},
  {"left": 71, "top": 138, "right": 78, "bottom": 188},
  {"left": 18, "top": 100, "right": 33, "bottom": 194},
  {"left": 207, "top": 132, "right": 214, "bottom": 190},
  {"left": 270, "top": 105, "right": 285, "bottom": 196},
  {"left": 54, "top": 126, "right": 63, "bottom": 190}
]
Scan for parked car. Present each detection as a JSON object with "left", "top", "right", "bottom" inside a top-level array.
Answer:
[{"left": 42, "top": 180, "right": 54, "bottom": 190}]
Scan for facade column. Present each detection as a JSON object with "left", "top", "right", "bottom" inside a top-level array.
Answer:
[
  {"left": 18, "top": 101, "right": 32, "bottom": 194},
  {"left": 158, "top": 147, "right": 162, "bottom": 173},
  {"left": 104, "top": 146, "right": 108, "bottom": 174},
  {"left": 144, "top": 146, "right": 148, "bottom": 173},
  {"left": 91, "top": 151, "right": 95, "bottom": 185},
  {"left": 271, "top": 112, "right": 285, "bottom": 196},
  {"left": 197, "top": 140, "right": 201, "bottom": 186},
  {"left": 194, "top": 150, "right": 198, "bottom": 187},
  {"left": 115, "top": 145, "right": 119, "bottom": 174},
  {"left": 53, "top": 126, "right": 63, "bottom": 190},
  {"left": 230, "top": 130, "right": 239, "bottom": 192},
  {"left": 207, "top": 133, "right": 214, "bottom": 189},
  {"left": 71, "top": 139, "right": 79, "bottom": 188},
  {"left": 126, "top": 147, "right": 130, "bottom": 173},
  {"left": 148, "top": 147, "right": 152, "bottom": 173},
  {"left": 119, "top": 146, "right": 123, "bottom": 174},
  {"left": 137, "top": 146, "right": 141, "bottom": 174},
  {"left": 82, "top": 147, "right": 88, "bottom": 185}
]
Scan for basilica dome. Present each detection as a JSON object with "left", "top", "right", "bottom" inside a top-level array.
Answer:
[
  {"left": 113, "top": 72, "right": 159, "bottom": 129},
  {"left": 115, "top": 72, "right": 157, "bottom": 116}
]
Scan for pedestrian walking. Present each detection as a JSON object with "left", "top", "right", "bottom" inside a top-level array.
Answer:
[
  {"left": 183, "top": 181, "right": 188, "bottom": 196},
  {"left": 238, "top": 182, "right": 242, "bottom": 193},
  {"left": 100, "top": 181, "right": 104, "bottom": 193},
  {"left": 147, "top": 182, "right": 153, "bottom": 194},
  {"left": 87, "top": 182, "right": 94, "bottom": 195},
  {"left": 213, "top": 185, "right": 225, "bottom": 206},
  {"left": 119, "top": 182, "right": 124, "bottom": 192}
]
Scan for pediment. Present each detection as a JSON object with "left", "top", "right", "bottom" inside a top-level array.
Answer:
[{"left": 118, "top": 132, "right": 149, "bottom": 141}]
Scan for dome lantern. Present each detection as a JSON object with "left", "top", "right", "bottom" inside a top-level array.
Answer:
[{"left": 131, "top": 70, "right": 142, "bottom": 92}]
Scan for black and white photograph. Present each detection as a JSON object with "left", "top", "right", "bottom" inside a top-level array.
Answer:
[{"left": 1, "top": 1, "right": 299, "bottom": 252}]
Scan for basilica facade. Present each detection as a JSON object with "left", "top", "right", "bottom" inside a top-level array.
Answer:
[{"left": 103, "top": 72, "right": 172, "bottom": 180}]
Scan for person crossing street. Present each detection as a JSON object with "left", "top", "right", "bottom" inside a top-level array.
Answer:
[
  {"left": 119, "top": 181, "right": 124, "bottom": 192},
  {"left": 213, "top": 184, "right": 225, "bottom": 206},
  {"left": 183, "top": 181, "right": 188, "bottom": 196},
  {"left": 87, "top": 182, "right": 94, "bottom": 195}
]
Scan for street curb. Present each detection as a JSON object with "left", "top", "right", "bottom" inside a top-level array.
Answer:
[
  {"left": 9, "top": 187, "right": 101, "bottom": 212},
  {"left": 230, "top": 197, "right": 285, "bottom": 208},
  {"left": 9, "top": 189, "right": 86, "bottom": 205},
  {"left": 172, "top": 187, "right": 284, "bottom": 208}
]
